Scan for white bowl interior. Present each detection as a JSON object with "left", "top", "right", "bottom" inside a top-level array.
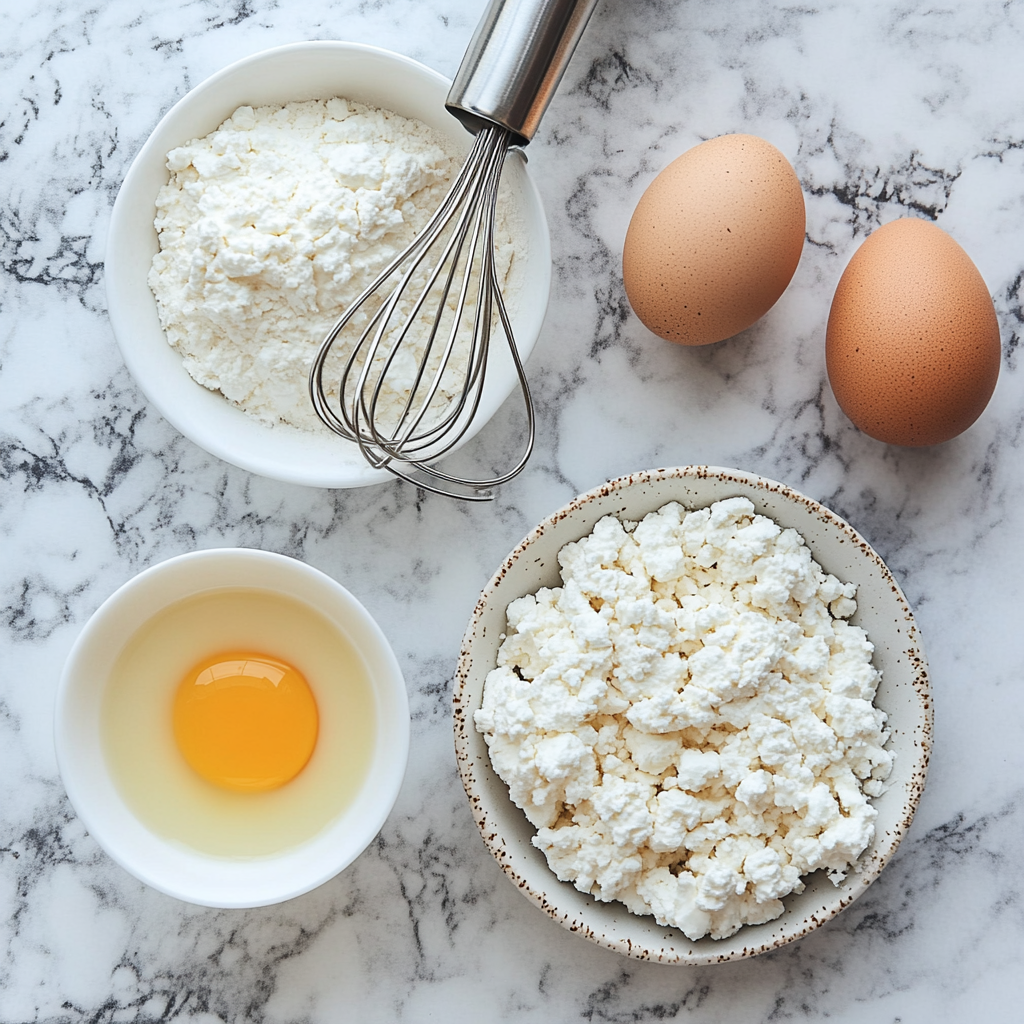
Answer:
[
  {"left": 55, "top": 549, "right": 409, "bottom": 908},
  {"left": 105, "top": 41, "right": 551, "bottom": 489},
  {"left": 455, "top": 467, "right": 931, "bottom": 964}
]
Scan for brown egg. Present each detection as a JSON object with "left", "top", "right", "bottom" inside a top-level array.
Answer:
[
  {"left": 826, "top": 218, "right": 1001, "bottom": 446},
  {"left": 622, "top": 134, "right": 805, "bottom": 345}
]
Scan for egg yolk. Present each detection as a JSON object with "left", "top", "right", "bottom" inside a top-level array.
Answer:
[{"left": 173, "top": 651, "right": 318, "bottom": 792}]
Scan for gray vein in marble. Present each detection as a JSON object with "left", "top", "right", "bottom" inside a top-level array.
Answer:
[{"left": 2, "top": 0, "right": 1024, "bottom": 1020}]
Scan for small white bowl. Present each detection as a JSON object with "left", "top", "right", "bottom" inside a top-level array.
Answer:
[
  {"left": 455, "top": 467, "right": 932, "bottom": 964},
  {"left": 105, "top": 41, "right": 551, "bottom": 489},
  {"left": 55, "top": 549, "right": 409, "bottom": 908}
]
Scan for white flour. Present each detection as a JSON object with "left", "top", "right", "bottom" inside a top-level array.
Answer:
[{"left": 148, "top": 98, "right": 516, "bottom": 432}]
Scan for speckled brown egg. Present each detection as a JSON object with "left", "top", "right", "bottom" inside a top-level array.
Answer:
[
  {"left": 622, "top": 134, "right": 805, "bottom": 345},
  {"left": 826, "top": 218, "right": 1001, "bottom": 446}
]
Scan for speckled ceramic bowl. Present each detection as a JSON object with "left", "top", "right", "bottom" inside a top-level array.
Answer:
[{"left": 454, "top": 466, "right": 931, "bottom": 964}]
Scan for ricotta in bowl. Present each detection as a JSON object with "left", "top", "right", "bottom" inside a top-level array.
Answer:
[{"left": 474, "top": 496, "right": 892, "bottom": 941}]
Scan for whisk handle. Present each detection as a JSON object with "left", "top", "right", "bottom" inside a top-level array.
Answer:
[{"left": 446, "top": 0, "right": 599, "bottom": 145}]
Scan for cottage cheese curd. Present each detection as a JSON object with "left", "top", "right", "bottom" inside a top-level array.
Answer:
[
  {"left": 474, "top": 497, "right": 893, "bottom": 941},
  {"left": 148, "top": 98, "right": 516, "bottom": 432}
]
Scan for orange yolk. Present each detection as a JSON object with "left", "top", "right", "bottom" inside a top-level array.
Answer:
[{"left": 173, "top": 651, "right": 318, "bottom": 792}]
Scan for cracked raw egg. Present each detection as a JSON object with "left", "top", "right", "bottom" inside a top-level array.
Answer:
[
  {"left": 102, "top": 587, "right": 375, "bottom": 858},
  {"left": 826, "top": 218, "right": 1001, "bottom": 446},
  {"left": 623, "top": 133, "right": 806, "bottom": 345}
]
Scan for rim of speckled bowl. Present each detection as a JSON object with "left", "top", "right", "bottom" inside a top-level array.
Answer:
[
  {"left": 454, "top": 466, "right": 932, "bottom": 964},
  {"left": 105, "top": 40, "right": 551, "bottom": 489}
]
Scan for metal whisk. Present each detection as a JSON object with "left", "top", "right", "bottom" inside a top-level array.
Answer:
[{"left": 309, "top": 0, "right": 599, "bottom": 501}]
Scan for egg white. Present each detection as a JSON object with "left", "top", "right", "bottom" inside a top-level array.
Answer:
[{"left": 102, "top": 587, "right": 375, "bottom": 858}]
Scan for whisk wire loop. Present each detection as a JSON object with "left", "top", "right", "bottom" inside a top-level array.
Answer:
[
  {"left": 372, "top": 134, "right": 509, "bottom": 459},
  {"left": 362, "top": 163, "right": 491, "bottom": 455},
  {"left": 309, "top": 123, "right": 534, "bottom": 501},
  {"left": 309, "top": 128, "right": 495, "bottom": 440}
]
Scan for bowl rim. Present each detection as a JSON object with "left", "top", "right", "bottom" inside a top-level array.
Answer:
[
  {"left": 104, "top": 39, "right": 551, "bottom": 489},
  {"left": 54, "top": 547, "right": 410, "bottom": 907},
  {"left": 453, "top": 465, "right": 932, "bottom": 964}
]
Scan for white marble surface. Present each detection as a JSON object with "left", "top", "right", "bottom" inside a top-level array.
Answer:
[{"left": 2, "top": 0, "right": 1023, "bottom": 1019}]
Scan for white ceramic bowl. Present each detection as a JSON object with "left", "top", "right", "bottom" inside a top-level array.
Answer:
[
  {"left": 55, "top": 549, "right": 409, "bottom": 908},
  {"left": 455, "top": 467, "right": 932, "bottom": 964},
  {"left": 105, "top": 41, "right": 551, "bottom": 488}
]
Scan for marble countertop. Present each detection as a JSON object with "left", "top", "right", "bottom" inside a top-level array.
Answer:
[{"left": 3, "top": 0, "right": 1023, "bottom": 1020}]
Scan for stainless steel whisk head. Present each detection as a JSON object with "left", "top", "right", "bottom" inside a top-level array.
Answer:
[
  {"left": 309, "top": 0, "right": 598, "bottom": 501},
  {"left": 309, "top": 123, "right": 532, "bottom": 502}
]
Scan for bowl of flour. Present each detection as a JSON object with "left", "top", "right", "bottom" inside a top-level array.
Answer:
[
  {"left": 454, "top": 466, "right": 932, "bottom": 964},
  {"left": 105, "top": 42, "right": 549, "bottom": 488}
]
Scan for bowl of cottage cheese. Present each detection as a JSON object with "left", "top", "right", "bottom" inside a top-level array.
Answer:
[
  {"left": 454, "top": 466, "right": 931, "bottom": 964},
  {"left": 105, "top": 41, "right": 549, "bottom": 488}
]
